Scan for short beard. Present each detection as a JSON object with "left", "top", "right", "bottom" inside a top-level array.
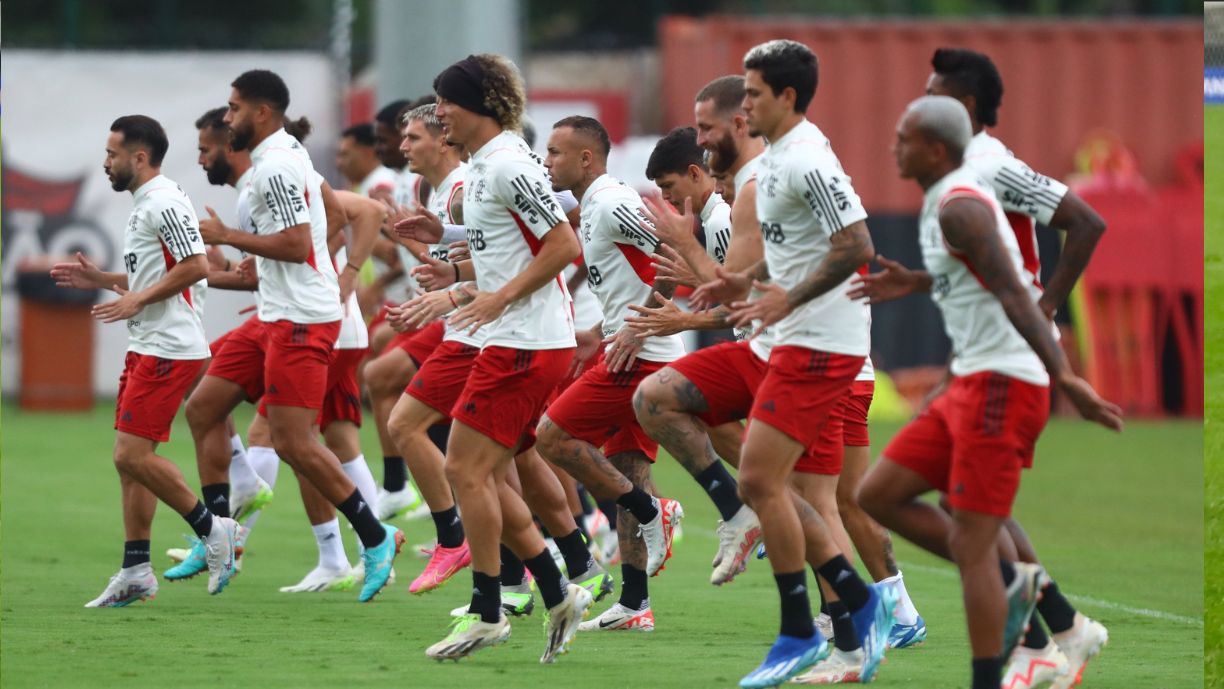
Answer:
[
  {"left": 205, "top": 159, "right": 233, "bottom": 186},
  {"left": 707, "top": 132, "right": 739, "bottom": 175},
  {"left": 230, "top": 123, "right": 254, "bottom": 151},
  {"left": 109, "top": 169, "right": 134, "bottom": 192}
]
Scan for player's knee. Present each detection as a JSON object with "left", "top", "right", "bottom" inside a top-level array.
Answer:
[
  {"left": 111, "top": 442, "right": 147, "bottom": 476},
  {"left": 736, "top": 470, "right": 771, "bottom": 507},
  {"left": 184, "top": 392, "right": 219, "bottom": 432},
  {"left": 855, "top": 477, "right": 887, "bottom": 522},
  {"left": 444, "top": 456, "right": 478, "bottom": 493},
  {"left": 534, "top": 418, "right": 564, "bottom": 458},
  {"left": 632, "top": 377, "right": 668, "bottom": 427}
]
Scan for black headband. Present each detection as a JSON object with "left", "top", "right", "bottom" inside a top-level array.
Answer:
[{"left": 433, "top": 56, "right": 498, "bottom": 120}]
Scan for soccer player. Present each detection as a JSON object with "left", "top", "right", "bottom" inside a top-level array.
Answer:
[
  {"left": 414, "top": 54, "right": 590, "bottom": 663},
  {"left": 646, "top": 126, "right": 732, "bottom": 269},
  {"left": 204, "top": 69, "right": 403, "bottom": 601},
  {"left": 857, "top": 94, "right": 1123, "bottom": 689},
  {"left": 696, "top": 41, "right": 897, "bottom": 687},
  {"left": 56, "top": 115, "right": 239, "bottom": 606},
  {"left": 535, "top": 115, "right": 686, "bottom": 632},
  {"left": 337, "top": 122, "right": 398, "bottom": 199}
]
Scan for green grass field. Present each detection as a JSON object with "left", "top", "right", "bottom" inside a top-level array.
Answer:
[
  {"left": 1205, "top": 104, "right": 1224, "bottom": 687},
  {"left": 0, "top": 401, "right": 1201, "bottom": 688}
]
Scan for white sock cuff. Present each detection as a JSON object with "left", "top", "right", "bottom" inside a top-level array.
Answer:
[
  {"left": 311, "top": 518, "right": 341, "bottom": 539},
  {"left": 879, "top": 572, "right": 904, "bottom": 585}
]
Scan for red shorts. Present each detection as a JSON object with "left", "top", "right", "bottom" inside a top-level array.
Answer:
[
  {"left": 545, "top": 353, "right": 669, "bottom": 461},
  {"left": 666, "top": 341, "right": 767, "bottom": 427},
  {"left": 836, "top": 380, "right": 874, "bottom": 447},
  {"left": 115, "top": 352, "right": 205, "bottom": 442},
  {"left": 318, "top": 348, "right": 368, "bottom": 430},
  {"left": 368, "top": 304, "right": 393, "bottom": 351},
  {"left": 451, "top": 346, "right": 575, "bottom": 452},
  {"left": 883, "top": 372, "right": 1050, "bottom": 518},
  {"left": 207, "top": 315, "right": 266, "bottom": 401},
  {"left": 403, "top": 320, "right": 447, "bottom": 369},
  {"left": 791, "top": 380, "right": 874, "bottom": 475},
  {"left": 263, "top": 320, "right": 340, "bottom": 409},
  {"left": 208, "top": 330, "right": 231, "bottom": 357},
  {"left": 407, "top": 340, "right": 480, "bottom": 418}
]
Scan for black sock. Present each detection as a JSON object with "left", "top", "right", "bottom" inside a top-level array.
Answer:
[
  {"left": 122, "top": 539, "right": 150, "bottom": 569},
  {"left": 1036, "top": 580, "right": 1077, "bottom": 634},
  {"left": 775, "top": 570, "right": 815, "bottom": 638},
  {"left": 538, "top": 520, "right": 552, "bottom": 540},
  {"left": 817, "top": 555, "right": 870, "bottom": 612},
  {"left": 576, "top": 484, "right": 595, "bottom": 516},
  {"left": 1000, "top": 560, "right": 1016, "bottom": 586},
  {"left": 573, "top": 515, "right": 591, "bottom": 543},
  {"left": 426, "top": 423, "right": 450, "bottom": 454},
  {"left": 201, "top": 483, "right": 231, "bottom": 519},
  {"left": 828, "top": 601, "right": 860, "bottom": 651},
  {"left": 500, "top": 545, "right": 526, "bottom": 586},
  {"left": 1022, "top": 617, "right": 1051, "bottom": 649},
  {"left": 598, "top": 499, "right": 618, "bottom": 530},
  {"left": 337, "top": 489, "right": 386, "bottom": 548},
  {"left": 184, "top": 500, "right": 214, "bottom": 539},
  {"left": 971, "top": 657, "right": 1003, "bottom": 689},
  {"left": 615, "top": 487, "right": 658, "bottom": 524},
  {"left": 811, "top": 569, "right": 830, "bottom": 616},
  {"left": 523, "top": 549, "right": 567, "bottom": 609},
  {"left": 694, "top": 462, "right": 743, "bottom": 521},
  {"left": 382, "top": 456, "right": 406, "bottom": 492},
  {"left": 620, "top": 564, "right": 648, "bottom": 610},
  {"left": 467, "top": 570, "right": 501, "bottom": 623},
  {"left": 431, "top": 507, "right": 464, "bottom": 549},
  {"left": 555, "top": 528, "right": 594, "bottom": 577}
]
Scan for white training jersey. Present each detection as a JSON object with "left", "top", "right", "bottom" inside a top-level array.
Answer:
[
  {"left": 754, "top": 119, "right": 870, "bottom": 357},
  {"left": 249, "top": 128, "right": 342, "bottom": 324},
  {"left": 463, "top": 130, "right": 575, "bottom": 350},
  {"left": 426, "top": 164, "right": 484, "bottom": 349},
  {"left": 920, "top": 166, "right": 1048, "bottom": 386},
  {"left": 578, "top": 174, "right": 686, "bottom": 363},
  {"left": 122, "top": 174, "right": 209, "bottom": 359},
  {"left": 567, "top": 262, "right": 604, "bottom": 330},
  {"left": 357, "top": 165, "right": 398, "bottom": 198},
  {"left": 699, "top": 190, "right": 732, "bottom": 265},
  {"left": 964, "top": 130, "right": 1070, "bottom": 300},
  {"left": 333, "top": 246, "right": 368, "bottom": 350},
  {"left": 231, "top": 167, "right": 262, "bottom": 312},
  {"left": 732, "top": 154, "right": 776, "bottom": 360}
]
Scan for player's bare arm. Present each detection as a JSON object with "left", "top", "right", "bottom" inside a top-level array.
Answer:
[
  {"left": 51, "top": 252, "right": 128, "bottom": 292},
  {"left": 847, "top": 254, "right": 933, "bottom": 303},
  {"left": 1038, "top": 189, "right": 1106, "bottom": 318}
]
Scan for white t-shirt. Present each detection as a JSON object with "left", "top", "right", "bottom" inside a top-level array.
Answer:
[
  {"left": 248, "top": 128, "right": 342, "bottom": 324},
  {"left": 231, "top": 167, "right": 261, "bottom": 312},
  {"left": 122, "top": 174, "right": 209, "bottom": 359},
  {"left": 333, "top": 246, "right": 368, "bottom": 350},
  {"left": 699, "top": 190, "right": 732, "bottom": 265},
  {"left": 578, "top": 174, "right": 685, "bottom": 363},
  {"left": 462, "top": 130, "right": 575, "bottom": 350},
  {"left": 426, "top": 164, "right": 484, "bottom": 349},
  {"left": 920, "top": 166, "right": 1048, "bottom": 386},
  {"left": 384, "top": 167, "right": 423, "bottom": 303},
  {"left": 357, "top": 165, "right": 398, "bottom": 198},
  {"left": 731, "top": 154, "right": 776, "bottom": 361},
  {"left": 754, "top": 119, "right": 870, "bottom": 357}
]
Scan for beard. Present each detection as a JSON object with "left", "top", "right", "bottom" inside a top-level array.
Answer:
[
  {"left": 205, "top": 157, "right": 233, "bottom": 186},
  {"left": 230, "top": 121, "right": 255, "bottom": 151},
  {"left": 706, "top": 131, "right": 739, "bottom": 175},
  {"left": 108, "top": 167, "right": 134, "bottom": 192}
]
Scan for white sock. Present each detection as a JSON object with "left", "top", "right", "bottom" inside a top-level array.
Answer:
[
  {"left": 341, "top": 454, "right": 379, "bottom": 514},
  {"left": 312, "top": 518, "right": 349, "bottom": 571},
  {"left": 879, "top": 572, "right": 920, "bottom": 625},
  {"left": 228, "top": 434, "right": 262, "bottom": 495},
  {"left": 247, "top": 446, "right": 281, "bottom": 489}
]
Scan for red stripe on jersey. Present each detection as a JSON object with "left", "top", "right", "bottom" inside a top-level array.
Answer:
[
  {"left": 857, "top": 263, "right": 869, "bottom": 276},
  {"left": 939, "top": 186, "right": 997, "bottom": 210},
  {"left": 511, "top": 208, "right": 568, "bottom": 293},
  {"left": 949, "top": 248, "right": 989, "bottom": 290},
  {"left": 613, "top": 242, "right": 657, "bottom": 285},
  {"left": 1005, "top": 211, "right": 1043, "bottom": 290},
  {"left": 158, "top": 239, "right": 192, "bottom": 307},
  {"left": 305, "top": 241, "right": 319, "bottom": 273}
]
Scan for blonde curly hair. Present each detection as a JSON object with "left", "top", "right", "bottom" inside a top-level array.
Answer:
[{"left": 472, "top": 53, "right": 526, "bottom": 132}]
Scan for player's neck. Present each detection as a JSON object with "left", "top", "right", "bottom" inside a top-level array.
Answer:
[
  {"left": 726, "top": 137, "right": 765, "bottom": 178},
  {"left": 698, "top": 186, "right": 715, "bottom": 210},
  {"left": 570, "top": 167, "right": 606, "bottom": 202},
  {"left": 423, "top": 158, "right": 459, "bottom": 191},
  {"left": 918, "top": 162, "right": 958, "bottom": 191},
  {"left": 764, "top": 113, "right": 804, "bottom": 143},
  {"left": 353, "top": 160, "right": 380, "bottom": 184},
  {"left": 249, "top": 120, "right": 281, "bottom": 150},
  {"left": 227, "top": 159, "right": 252, "bottom": 187},
  {"left": 462, "top": 120, "right": 505, "bottom": 156},
  {"left": 129, "top": 167, "right": 160, "bottom": 194}
]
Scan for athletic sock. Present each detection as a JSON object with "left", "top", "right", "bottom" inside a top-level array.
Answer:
[
  {"left": 971, "top": 657, "right": 1003, "bottom": 689},
  {"left": 878, "top": 571, "right": 920, "bottom": 626},
  {"left": 597, "top": 499, "right": 618, "bottom": 530},
  {"left": 812, "top": 569, "right": 829, "bottom": 616},
  {"left": 500, "top": 545, "right": 526, "bottom": 586},
  {"left": 228, "top": 434, "right": 261, "bottom": 494},
  {"left": 184, "top": 500, "right": 214, "bottom": 539},
  {"left": 694, "top": 462, "right": 743, "bottom": 521},
  {"left": 1022, "top": 617, "right": 1051, "bottom": 650},
  {"left": 468, "top": 570, "right": 501, "bottom": 623},
  {"left": 247, "top": 446, "right": 281, "bottom": 487},
  {"left": 615, "top": 487, "right": 659, "bottom": 524},
  {"left": 619, "top": 564, "right": 648, "bottom": 610},
  {"left": 1036, "top": 579, "right": 1077, "bottom": 634},
  {"left": 382, "top": 455, "right": 406, "bottom": 492},
  {"left": 432, "top": 507, "right": 465, "bottom": 549},
  {"left": 828, "top": 601, "right": 860, "bottom": 651},
  {"left": 201, "top": 483, "right": 231, "bottom": 519},
  {"left": 312, "top": 518, "right": 348, "bottom": 570},
  {"left": 336, "top": 489, "right": 385, "bottom": 548},
  {"left": 426, "top": 423, "right": 450, "bottom": 454},
  {"left": 122, "top": 540, "right": 150, "bottom": 569},
  {"left": 523, "top": 549, "right": 568, "bottom": 609},
  {"left": 576, "top": 484, "right": 595, "bottom": 517},
  {"left": 555, "top": 528, "right": 594, "bottom": 576},
  {"left": 573, "top": 515, "right": 591, "bottom": 543},
  {"left": 340, "top": 455, "right": 379, "bottom": 507},
  {"left": 775, "top": 570, "right": 815, "bottom": 638},
  {"left": 817, "top": 555, "right": 870, "bottom": 612}
]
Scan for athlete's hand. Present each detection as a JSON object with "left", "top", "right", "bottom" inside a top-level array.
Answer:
[
  {"left": 389, "top": 289, "right": 443, "bottom": 331},
  {"left": 198, "top": 206, "right": 231, "bottom": 246},
  {"left": 338, "top": 265, "right": 357, "bottom": 305},
  {"left": 641, "top": 194, "right": 698, "bottom": 250},
  {"left": 50, "top": 252, "right": 104, "bottom": 290},
  {"left": 394, "top": 204, "right": 444, "bottom": 244},
  {"left": 568, "top": 327, "right": 602, "bottom": 379},
  {"left": 92, "top": 285, "right": 144, "bottom": 323},
  {"left": 236, "top": 257, "right": 258, "bottom": 286},
  {"left": 448, "top": 289, "right": 508, "bottom": 335},
  {"left": 447, "top": 240, "right": 471, "bottom": 263},
  {"left": 651, "top": 244, "right": 698, "bottom": 288},
  {"left": 690, "top": 266, "right": 752, "bottom": 311},
  {"left": 728, "top": 280, "right": 790, "bottom": 335},
  {"left": 410, "top": 251, "right": 457, "bottom": 291},
  {"left": 603, "top": 326, "right": 643, "bottom": 373},
  {"left": 848, "top": 255, "right": 921, "bottom": 304},
  {"left": 205, "top": 245, "right": 229, "bottom": 272},
  {"left": 1056, "top": 373, "right": 1124, "bottom": 432},
  {"left": 625, "top": 292, "right": 691, "bottom": 338}
]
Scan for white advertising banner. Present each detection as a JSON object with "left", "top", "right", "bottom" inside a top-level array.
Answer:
[{"left": 2, "top": 51, "right": 339, "bottom": 395}]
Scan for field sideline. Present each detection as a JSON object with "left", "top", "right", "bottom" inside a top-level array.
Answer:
[{"left": 0, "top": 400, "right": 1201, "bottom": 688}]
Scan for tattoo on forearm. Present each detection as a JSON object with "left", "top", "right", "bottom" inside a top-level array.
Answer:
[{"left": 786, "top": 227, "right": 870, "bottom": 309}]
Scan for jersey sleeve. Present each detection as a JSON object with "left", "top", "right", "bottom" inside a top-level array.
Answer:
[
  {"left": 152, "top": 195, "right": 205, "bottom": 261},
  {"left": 250, "top": 155, "right": 312, "bottom": 233},
  {"left": 791, "top": 151, "right": 868, "bottom": 235},
  {"left": 984, "top": 155, "right": 1069, "bottom": 226},
  {"left": 605, "top": 198, "right": 660, "bottom": 253},
  {"left": 492, "top": 158, "right": 567, "bottom": 239}
]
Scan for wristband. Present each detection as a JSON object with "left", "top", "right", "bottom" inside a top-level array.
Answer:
[
  {"left": 453, "top": 263, "right": 461, "bottom": 283},
  {"left": 448, "top": 290, "right": 459, "bottom": 309},
  {"left": 344, "top": 262, "right": 361, "bottom": 273}
]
